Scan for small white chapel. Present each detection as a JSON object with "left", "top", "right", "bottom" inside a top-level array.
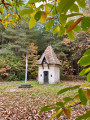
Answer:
[{"left": 37, "top": 45, "right": 61, "bottom": 84}]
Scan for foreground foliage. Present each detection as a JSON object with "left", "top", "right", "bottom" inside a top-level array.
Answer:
[
  {"left": 0, "top": 0, "right": 90, "bottom": 39},
  {"left": 40, "top": 49, "right": 90, "bottom": 119},
  {"left": 78, "top": 49, "right": 90, "bottom": 81}
]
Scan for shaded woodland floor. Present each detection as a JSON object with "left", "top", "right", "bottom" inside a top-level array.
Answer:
[{"left": 0, "top": 81, "right": 90, "bottom": 120}]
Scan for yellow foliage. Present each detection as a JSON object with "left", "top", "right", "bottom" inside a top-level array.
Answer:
[
  {"left": 49, "top": 109, "right": 62, "bottom": 120},
  {"left": 29, "top": 17, "right": 36, "bottom": 29},
  {"left": 2, "top": 21, "right": 8, "bottom": 28},
  {"left": 29, "top": 4, "right": 33, "bottom": 8},
  {"left": 5, "top": 14, "right": 11, "bottom": 19},
  {"left": 81, "top": 82, "right": 88, "bottom": 88},
  {"left": 30, "top": 11, "right": 36, "bottom": 17},
  {"left": 52, "top": 26, "right": 60, "bottom": 34},
  {"left": 45, "top": 5, "right": 52, "bottom": 15}
]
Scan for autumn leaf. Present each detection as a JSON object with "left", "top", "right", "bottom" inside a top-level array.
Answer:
[
  {"left": 46, "top": 17, "right": 54, "bottom": 21},
  {"left": 40, "top": 11, "right": 47, "bottom": 24},
  {"left": 0, "top": 18, "right": 2, "bottom": 22},
  {"left": 66, "top": 17, "right": 83, "bottom": 33},
  {"left": 85, "top": 89, "right": 90, "bottom": 100},
  {"left": 63, "top": 108, "right": 71, "bottom": 118}
]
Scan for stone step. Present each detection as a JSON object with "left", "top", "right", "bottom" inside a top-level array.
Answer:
[{"left": 18, "top": 84, "right": 32, "bottom": 88}]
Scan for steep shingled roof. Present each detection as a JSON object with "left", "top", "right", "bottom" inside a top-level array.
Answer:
[{"left": 37, "top": 46, "right": 61, "bottom": 65}]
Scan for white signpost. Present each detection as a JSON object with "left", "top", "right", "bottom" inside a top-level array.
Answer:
[
  {"left": 25, "top": 55, "right": 28, "bottom": 84},
  {"left": 19, "top": 55, "right": 31, "bottom": 88}
]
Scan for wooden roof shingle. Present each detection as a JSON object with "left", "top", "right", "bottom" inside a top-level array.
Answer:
[{"left": 37, "top": 46, "right": 61, "bottom": 65}]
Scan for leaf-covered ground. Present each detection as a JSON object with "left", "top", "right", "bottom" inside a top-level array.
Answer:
[{"left": 0, "top": 81, "right": 90, "bottom": 120}]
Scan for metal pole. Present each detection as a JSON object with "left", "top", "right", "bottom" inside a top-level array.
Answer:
[{"left": 25, "top": 55, "right": 28, "bottom": 84}]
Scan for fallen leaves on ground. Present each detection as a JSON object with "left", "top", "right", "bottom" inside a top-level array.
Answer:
[{"left": 0, "top": 81, "right": 90, "bottom": 120}]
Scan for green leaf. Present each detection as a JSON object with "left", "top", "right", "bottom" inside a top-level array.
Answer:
[
  {"left": 45, "top": 20, "right": 54, "bottom": 31},
  {"left": 89, "top": 100, "right": 90, "bottom": 105},
  {"left": 0, "top": 6, "right": 3, "bottom": 14},
  {"left": 28, "top": 0, "right": 44, "bottom": 4},
  {"left": 57, "top": 85, "right": 80, "bottom": 95},
  {"left": 81, "top": 16, "right": 90, "bottom": 32},
  {"left": 87, "top": 85, "right": 90, "bottom": 87},
  {"left": 78, "top": 89, "right": 87, "bottom": 105},
  {"left": 75, "top": 110, "right": 90, "bottom": 120},
  {"left": 66, "top": 13, "right": 83, "bottom": 17},
  {"left": 59, "top": 14, "right": 67, "bottom": 26},
  {"left": 78, "top": 55, "right": 90, "bottom": 67},
  {"left": 77, "top": 0, "right": 86, "bottom": 8},
  {"left": 19, "top": 8, "right": 34, "bottom": 15},
  {"left": 68, "top": 107, "right": 72, "bottom": 111},
  {"left": 40, "top": 105, "right": 54, "bottom": 113},
  {"left": 63, "top": 97, "right": 73, "bottom": 103},
  {"left": 6, "top": 0, "right": 12, "bottom": 4},
  {"left": 84, "top": 49, "right": 90, "bottom": 55},
  {"left": 56, "top": 102, "right": 64, "bottom": 108},
  {"left": 29, "top": 17, "right": 36, "bottom": 29},
  {"left": 52, "top": 7, "right": 57, "bottom": 15},
  {"left": 52, "top": 26, "right": 60, "bottom": 34},
  {"left": 87, "top": 72, "right": 90, "bottom": 82},
  {"left": 70, "top": 4, "right": 79, "bottom": 12},
  {"left": 79, "top": 69, "right": 86, "bottom": 76},
  {"left": 67, "top": 32, "right": 74, "bottom": 40},
  {"left": 58, "top": 26, "right": 65, "bottom": 37},
  {"left": 35, "top": 11, "right": 42, "bottom": 21},
  {"left": 73, "top": 25, "right": 81, "bottom": 32},
  {"left": 58, "top": 0, "right": 76, "bottom": 13},
  {"left": 79, "top": 68, "right": 90, "bottom": 76},
  {"left": 37, "top": 4, "right": 44, "bottom": 11},
  {"left": 47, "top": 3, "right": 53, "bottom": 9}
]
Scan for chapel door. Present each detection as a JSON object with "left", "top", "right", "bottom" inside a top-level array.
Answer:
[{"left": 44, "top": 71, "right": 49, "bottom": 84}]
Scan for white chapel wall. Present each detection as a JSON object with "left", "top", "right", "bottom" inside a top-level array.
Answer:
[
  {"left": 38, "top": 64, "right": 60, "bottom": 84},
  {"left": 38, "top": 65, "right": 43, "bottom": 84},
  {"left": 54, "top": 65, "right": 60, "bottom": 83},
  {"left": 49, "top": 65, "right": 55, "bottom": 84}
]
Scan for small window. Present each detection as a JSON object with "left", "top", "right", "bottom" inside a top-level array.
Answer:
[
  {"left": 40, "top": 74, "right": 42, "bottom": 77},
  {"left": 42, "top": 57, "right": 47, "bottom": 64},
  {"left": 51, "top": 75, "right": 52, "bottom": 77}
]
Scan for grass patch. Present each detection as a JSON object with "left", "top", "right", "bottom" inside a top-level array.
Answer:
[{"left": 0, "top": 80, "right": 86, "bottom": 109}]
